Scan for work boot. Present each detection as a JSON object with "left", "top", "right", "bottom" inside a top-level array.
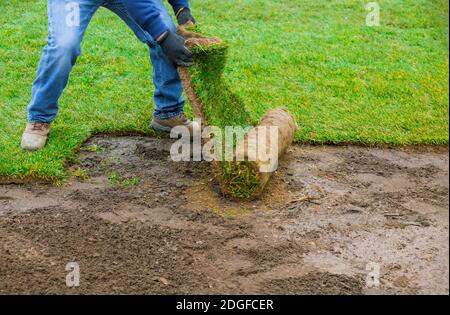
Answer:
[
  {"left": 150, "top": 113, "right": 198, "bottom": 136},
  {"left": 20, "top": 122, "right": 51, "bottom": 151}
]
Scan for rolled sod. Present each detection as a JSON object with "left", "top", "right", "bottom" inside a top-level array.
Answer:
[{"left": 177, "top": 25, "right": 297, "bottom": 200}]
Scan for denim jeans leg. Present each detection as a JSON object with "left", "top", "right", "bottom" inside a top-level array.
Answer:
[
  {"left": 27, "top": 0, "right": 101, "bottom": 123},
  {"left": 150, "top": 1, "right": 185, "bottom": 119},
  {"left": 102, "top": 0, "right": 157, "bottom": 47},
  {"left": 120, "top": 0, "right": 185, "bottom": 119}
]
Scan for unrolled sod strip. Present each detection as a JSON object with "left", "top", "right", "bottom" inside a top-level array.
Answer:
[{"left": 177, "top": 25, "right": 297, "bottom": 200}]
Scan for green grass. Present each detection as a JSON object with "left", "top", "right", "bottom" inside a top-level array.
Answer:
[
  {"left": 108, "top": 171, "right": 141, "bottom": 187},
  {"left": 0, "top": 0, "right": 448, "bottom": 180}
]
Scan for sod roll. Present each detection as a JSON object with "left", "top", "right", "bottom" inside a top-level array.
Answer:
[
  {"left": 220, "top": 108, "right": 297, "bottom": 199},
  {"left": 177, "top": 25, "right": 297, "bottom": 200}
]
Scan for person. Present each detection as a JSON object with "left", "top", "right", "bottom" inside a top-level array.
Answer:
[{"left": 21, "top": 0, "right": 196, "bottom": 151}]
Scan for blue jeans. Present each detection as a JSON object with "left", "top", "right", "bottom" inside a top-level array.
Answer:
[{"left": 28, "top": 0, "right": 184, "bottom": 123}]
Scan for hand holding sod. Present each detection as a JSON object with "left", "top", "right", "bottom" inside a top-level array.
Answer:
[{"left": 157, "top": 31, "right": 193, "bottom": 67}]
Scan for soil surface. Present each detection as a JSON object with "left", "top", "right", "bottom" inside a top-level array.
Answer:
[{"left": 0, "top": 135, "right": 448, "bottom": 294}]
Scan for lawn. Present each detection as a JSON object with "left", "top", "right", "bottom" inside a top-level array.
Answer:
[{"left": 0, "top": 0, "right": 448, "bottom": 180}]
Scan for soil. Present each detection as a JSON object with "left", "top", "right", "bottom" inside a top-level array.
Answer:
[{"left": 0, "top": 135, "right": 448, "bottom": 295}]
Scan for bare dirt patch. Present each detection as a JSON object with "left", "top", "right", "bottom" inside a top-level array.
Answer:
[{"left": 0, "top": 136, "right": 448, "bottom": 294}]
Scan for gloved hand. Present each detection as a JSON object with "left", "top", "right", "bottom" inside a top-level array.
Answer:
[
  {"left": 157, "top": 31, "right": 193, "bottom": 67},
  {"left": 176, "top": 7, "right": 196, "bottom": 26}
]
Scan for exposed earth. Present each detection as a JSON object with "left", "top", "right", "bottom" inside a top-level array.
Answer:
[{"left": 0, "top": 135, "right": 448, "bottom": 294}]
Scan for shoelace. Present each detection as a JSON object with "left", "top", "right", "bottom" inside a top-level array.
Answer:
[
  {"left": 31, "top": 122, "right": 47, "bottom": 131},
  {"left": 179, "top": 114, "right": 189, "bottom": 125}
]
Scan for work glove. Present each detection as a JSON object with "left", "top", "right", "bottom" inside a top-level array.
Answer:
[
  {"left": 176, "top": 7, "right": 196, "bottom": 25},
  {"left": 157, "top": 31, "right": 193, "bottom": 67}
]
